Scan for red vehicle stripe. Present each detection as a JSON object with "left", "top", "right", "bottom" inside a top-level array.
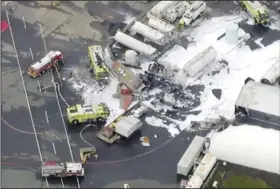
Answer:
[{"left": 1, "top": 21, "right": 9, "bottom": 33}]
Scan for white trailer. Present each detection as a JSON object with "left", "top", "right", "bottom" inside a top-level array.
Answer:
[
  {"left": 183, "top": 46, "right": 217, "bottom": 77},
  {"left": 180, "top": 1, "right": 206, "bottom": 26},
  {"left": 114, "top": 115, "right": 143, "bottom": 138},
  {"left": 193, "top": 152, "right": 217, "bottom": 181},
  {"left": 260, "top": 61, "right": 280, "bottom": 85},
  {"left": 162, "top": 1, "right": 191, "bottom": 23},
  {"left": 177, "top": 136, "right": 205, "bottom": 176},
  {"left": 185, "top": 175, "right": 204, "bottom": 188},
  {"left": 147, "top": 1, "right": 175, "bottom": 19},
  {"left": 114, "top": 31, "right": 157, "bottom": 55},
  {"left": 131, "top": 21, "right": 167, "bottom": 46},
  {"left": 148, "top": 18, "right": 175, "bottom": 33}
]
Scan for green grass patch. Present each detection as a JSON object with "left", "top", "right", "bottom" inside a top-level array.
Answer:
[{"left": 223, "top": 174, "right": 272, "bottom": 188}]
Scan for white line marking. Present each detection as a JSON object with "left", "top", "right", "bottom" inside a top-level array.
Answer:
[
  {"left": 39, "top": 24, "right": 48, "bottom": 54},
  {"left": 60, "top": 178, "right": 65, "bottom": 188},
  {"left": 37, "top": 80, "right": 42, "bottom": 92},
  {"left": 45, "top": 111, "right": 49, "bottom": 124},
  {"left": 29, "top": 48, "right": 34, "bottom": 61},
  {"left": 5, "top": 10, "right": 49, "bottom": 188},
  {"left": 51, "top": 133, "right": 62, "bottom": 142},
  {"left": 56, "top": 83, "right": 70, "bottom": 107},
  {"left": 40, "top": 24, "right": 80, "bottom": 189},
  {"left": 22, "top": 16, "right": 26, "bottom": 29},
  {"left": 52, "top": 142, "right": 57, "bottom": 155}
]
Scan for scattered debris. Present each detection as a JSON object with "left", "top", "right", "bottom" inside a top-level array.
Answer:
[{"left": 140, "top": 136, "right": 150, "bottom": 146}]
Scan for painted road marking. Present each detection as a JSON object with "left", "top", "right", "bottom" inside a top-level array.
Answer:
[
  {"left": 51, "top": 133, "right": 62, "bottom": 142},
  {"left": 38, "top": 80, "right": 42, "bottom": 92},
  {"left": 22, "top": 16, "right": 26, "bottom": 29},
  {"left": 45, "top": 111, "right": 49, "bottom": 124},
  {"left": 60, "top": 177, "right": 65, "bottom": 188},
  {"left": 40, "top": 24, "right": 80, "bottom": 188},
  {"left": 39, "top": 24, "right": 48, "bottom": 54},
  {"left": 52, "top": 142, "right": 57, "bottom": 155},
  {"left": 5, "top": 10, "right": 50, "bottom": 189},
  {"left": 29, "top": 48, "right": 34, "bottom": 61}
]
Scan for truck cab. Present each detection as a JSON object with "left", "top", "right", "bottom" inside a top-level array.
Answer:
[
  {"left": 240, "top": 1, "right": 270, "bottom": 25},
  {"left": 88, "top": 45, "right": 109, "bottom": 81},
  {"left": 67, "top": 103, "right": 110, "bottom": 125}
]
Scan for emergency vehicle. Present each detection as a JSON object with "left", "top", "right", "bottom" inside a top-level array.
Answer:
[
  {"left": 88, "top": 45, "right": 109, "bottom": 81},
  {"left": 66, "top": 103, "right": 110, "bottom": 125},
  {"left": 27, "top": 51, "right": 63, "bottom": 78},
  {"left": 239, "top": 1, "right": 270, "bottom": 25},
  {"left": 41, "top": 161, "right": 84, "bottom": 178}
]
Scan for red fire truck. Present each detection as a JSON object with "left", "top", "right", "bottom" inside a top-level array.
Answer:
[
  {"left": 27, "top": 51, "right": 63, "bottom": 78},
  {"left": 41, "top": 161, "right": 84, "bottom": 178}
]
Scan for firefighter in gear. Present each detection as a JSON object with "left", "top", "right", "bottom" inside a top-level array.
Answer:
[
  {"left": 51, "top": 1, "right": 60, "bottom": 8},
  {"left": 179, "top": 19, "right": 185, "bottom": 28}
]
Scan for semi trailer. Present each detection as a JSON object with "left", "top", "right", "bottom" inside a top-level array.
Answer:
[
  {"left": 260, "top": 61, "right": 280, "bottom": 85},
  {"left": 239, "top": 1, "right": 270, "bottom": 25},
  {"left": 183, "top": 46, "right": 217, "bottom": 77},
  {"left": 180, "top": 1, "right": 206, "bottom": 26},
  {"left": 131, "top": 21, "right": 167, "bottom": 46},
  {"left": 148, "top": 17, "right": 175, "bottom": 33},
  {"left": 114, "top": 31, "right": 157, "bottom": 55}
]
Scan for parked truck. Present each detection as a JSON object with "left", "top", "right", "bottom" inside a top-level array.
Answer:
[
  {"left": 162, "top": 1, "right": 191, "bottom": 23},
  {"left": 239, "top": 1, "right": 270, "bottom": 25},
  {"left": 177, "top": 135, "right": 205, "bottom": 177},
  {"left": 180, "top": 1, "right": 206, "bottom": 26},
  {"left": 41, "top": 161, "right": 84, "bottom": 178},
  {"left": 88, "top": 45, "right": 110, "bottom": 81},
  {"left": 27, "top": 51, "right": 63, "bottom": 78},
  {"left": 66, "top": 103, "right": 110, "bottom": 125},
  {"left": 147, "top": 1, "right": 175, "bottom": 20}
]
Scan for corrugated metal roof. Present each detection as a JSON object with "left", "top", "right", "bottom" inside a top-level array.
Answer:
[{"left": 235, "top": 81, "right": 280, "bottom": 117}]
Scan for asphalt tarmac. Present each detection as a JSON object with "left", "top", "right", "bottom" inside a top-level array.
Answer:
[{"left": 2, "top": 1, "right": 280, "bottom": 188}]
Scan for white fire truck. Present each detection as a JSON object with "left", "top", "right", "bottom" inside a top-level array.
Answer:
[
  {"left": 41, "top": 161, "right": 84, "bottom": 178},
  {"left": 27, "top": 51, "right": 63, "bottom": 78}
]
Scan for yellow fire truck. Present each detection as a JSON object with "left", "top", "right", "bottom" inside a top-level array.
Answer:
[
  {"left": 239, "top": 1, "right": 270, "bottom": 25},
  {"left": 66, "top": 103, "right": 110, "bottom": 125},
  {"left": 88, "top": 45, "right": 109, "bottom": 81}
]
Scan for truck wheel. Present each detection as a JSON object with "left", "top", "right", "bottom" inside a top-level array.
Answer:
[
  {"left": 97, "top": 117, "right": 104, "bottom": 122},
  {"left": 72, "top": 120, "right": 79, "bottom": 125}
]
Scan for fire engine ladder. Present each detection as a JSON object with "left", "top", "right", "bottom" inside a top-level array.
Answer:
[{"left": 80, "top": 147, "right": 96, "bottom": 164}]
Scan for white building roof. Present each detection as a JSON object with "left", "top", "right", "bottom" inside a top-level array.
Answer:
[
  {"left": 235, "top": 81, "right": 280, "bottom": 117},
  {"left": 209, "top": 125, "right": 280, "bottom": 174}
]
